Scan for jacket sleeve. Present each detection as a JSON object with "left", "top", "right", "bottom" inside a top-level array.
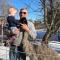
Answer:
[
  {"left": 28, "top": 21, "right": 37, "bottom": 40},
  {"left": 7, "top": 16, "right": 19, "bottom": 25},
  {"left": 12, "top": 19, "right": 19, "bottom": 25}
]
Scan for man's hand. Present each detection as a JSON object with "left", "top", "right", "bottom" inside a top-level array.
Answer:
[{"left": 21, "top": 24, "right": 30, "bottom": 32}]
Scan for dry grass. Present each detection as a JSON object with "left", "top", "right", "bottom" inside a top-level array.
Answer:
[
  {"left": 22, "top": 32, "right": 38, "bottom": 60},
  {"left": 22, "top": 32, "right": 60, "bottom": 60},
  {"left": 34, "top": 44, "right": 60, "bottom": 60}
]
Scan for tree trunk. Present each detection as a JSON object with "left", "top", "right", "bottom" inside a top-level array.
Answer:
[{"left": 42, "top": 30, "right": 51, "bottom": 44}]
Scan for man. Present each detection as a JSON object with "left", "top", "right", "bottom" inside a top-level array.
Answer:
[
  {"left": 18, "top": 8, "right": 37, "bottom": 60},
  {"left": 19, "top": 8, "right": 36, "bottom": 38},
  {"left": 9, "top": 8, "right": 37, "bottom": 60}
]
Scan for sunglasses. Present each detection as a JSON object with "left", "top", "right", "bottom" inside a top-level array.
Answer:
[{"left": 20, "top": 12, "right": 27, "bottom": 14}]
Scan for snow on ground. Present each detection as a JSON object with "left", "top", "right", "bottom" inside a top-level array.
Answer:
[
  {"left": 0, "top": 46, "right": 9, "bottom": 60},
  {"left": 0, "top": 46, "right": 30, "bottom": 60},
  {"left": 49, "top": 41, "right": 60, "bottom": 55},
  {"left": 0, "top": 41, "right": 60, "bottom": 60}
]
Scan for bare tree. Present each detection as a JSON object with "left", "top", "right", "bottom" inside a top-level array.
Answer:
[{"left": 42, "top": 0, "right": 60, "bottom": 44}]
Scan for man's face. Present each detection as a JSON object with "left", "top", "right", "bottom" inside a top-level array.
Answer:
[{"left": 20, "top": 9, "right": 28, "bottom": 18}]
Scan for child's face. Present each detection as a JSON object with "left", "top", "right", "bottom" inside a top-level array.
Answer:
[{"left": 9, "top": 8, "right": 17, "bottom": 15}]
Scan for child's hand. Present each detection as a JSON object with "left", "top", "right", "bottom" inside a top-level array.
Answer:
[{"left": 13, "top": 28, "right": 20, "bottom": 35}]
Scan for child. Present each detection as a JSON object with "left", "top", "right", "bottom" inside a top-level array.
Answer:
[
  {"left": 7, "top": 7, "right": 19, "bottom": 35},
  {"left": 7, "top": 7, "right": 19, "bottom": 45}
]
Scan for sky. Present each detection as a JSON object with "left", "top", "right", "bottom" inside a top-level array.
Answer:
[{"left": 9, "top": 0, "right": 44, "bottom": 21}]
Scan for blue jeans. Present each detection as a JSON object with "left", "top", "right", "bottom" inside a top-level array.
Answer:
[{"left": 9, "top": 45, "right": 26, "bottom": 60}]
